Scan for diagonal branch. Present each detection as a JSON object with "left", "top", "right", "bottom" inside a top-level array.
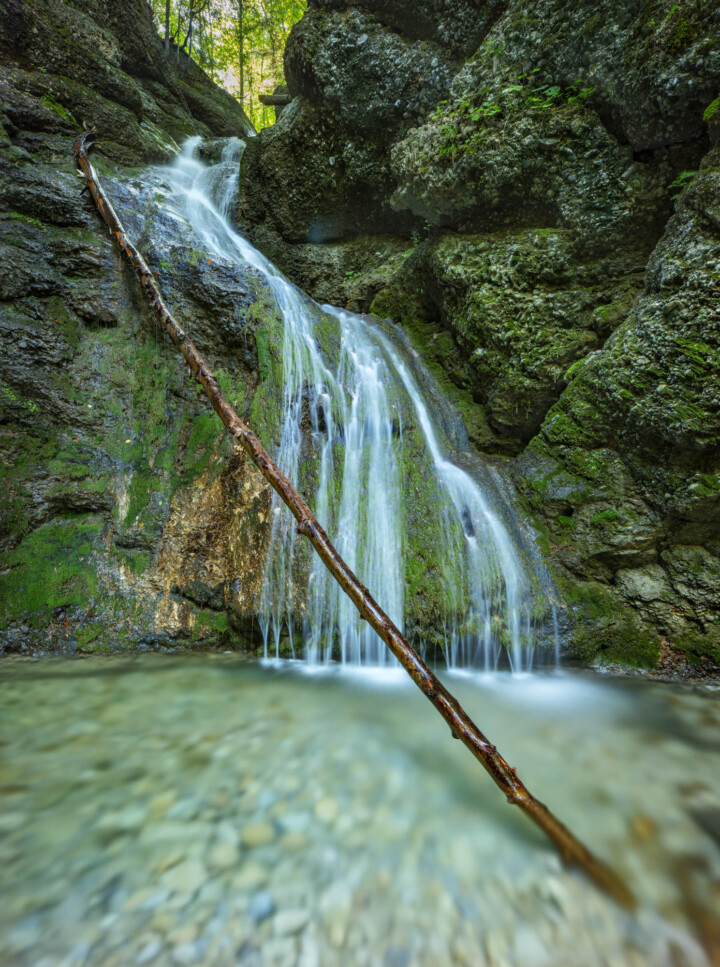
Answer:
[{"left": 73, "top": 132, "right": 635, "bottom": 910}]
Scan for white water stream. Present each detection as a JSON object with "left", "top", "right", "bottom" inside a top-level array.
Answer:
[{"left": 152, "top": 138, "right": 552, "bottom": 669}]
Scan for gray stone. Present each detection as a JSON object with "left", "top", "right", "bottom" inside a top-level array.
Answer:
[{"left": 247, "top": 890, "right": 276, "bottom": 924}]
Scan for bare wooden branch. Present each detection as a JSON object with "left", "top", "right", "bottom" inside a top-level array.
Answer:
[
  {"left": 259, "top": 93, "right": 292, "bottom": 106},
  {"left": 73, "top": 132, "right": 635, "bottom": 910}
]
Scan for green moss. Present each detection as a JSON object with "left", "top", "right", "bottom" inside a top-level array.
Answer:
[
  {"left": 255, "top": 327, "right": 272, "bottom": 383},
  {"left": 195, "top": 611, "right": 230, "bottom": 633},
  {"left": 704, "top": 97, "right": 720, "bottom": 124},
  {"left": 5, "top": 210, "right": 45, "bottom": 229},
  {"left": 76, "top": 623, "right": 103, "bottom": 650},
  {"left": 0, "top": 518, "right": 102, "bottom": 628},
  {"left": 40, "top": 95, "right": 77, "bottom": 126},
  {"left": 564, "top": 359, "right": 585, "bottom": 382},
  {"left": 132, "top": 338, "right": 173, "bottom": 449},
  {"left": 116, "top": 548, "right": 152, "bottom": 575},
  {"left": 672, "top": 627, "right": 720, "bottom": 663},
  {"left": 591, "top": 508, "right": 619, "bottom": 524},
  {"left": 182, "top": 413, "right": 223, "bottom": 481},
  {"left": 124, "top": 471, "right": 159, "bottom": 524},
  {"left": 0, "top": 382, "right": 38, "bottom": 414},
  {"left": 0, "top": 490, "right": 33, "bottom": 542},
  {"left": 562, "top": 579, "right": 660, "bottom": 667},
  {"left": 667, "top": 17, "right": 693, "bottom": 50},
  {"left": 556, "top": 515, "right": 575, "bottom": 528}
]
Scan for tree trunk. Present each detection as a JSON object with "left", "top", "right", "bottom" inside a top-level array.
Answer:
[
  {"left": 237, "top": 0, "right": 245, "bottom": 109},
  {"left": 72, "top": 131, "right": 635, "bottom": 912},
  {"left": 164, "top": 0, "right": 170, "bottom": 55},
  {"left": 183, "top": 3, "right": 194, "bottom": 60}
]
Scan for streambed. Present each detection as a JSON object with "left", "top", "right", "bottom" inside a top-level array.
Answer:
[{"left": 1, "top": 656, "right": 719, "bottom": 966}]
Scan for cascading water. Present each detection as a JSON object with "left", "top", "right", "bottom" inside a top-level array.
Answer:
[{"left": 139, "top": 138, "right": 556, "bottom": 669}]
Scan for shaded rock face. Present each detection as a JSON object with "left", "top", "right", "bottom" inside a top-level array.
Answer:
[
  {"left": 0, "top": 0, "right": 270, "bottom": 655},
  {"left": 238, "top": 0, "right": 720, "bottom": 669},
  {"left": 238, "top": 1, "right": 478, "bottom": 254},
  {"left": 0, "top": 0, "right": 253, "bottom": 166}
]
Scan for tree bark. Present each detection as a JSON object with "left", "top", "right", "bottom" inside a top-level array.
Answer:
[
  {"left": 237, "top": 0, "right": 245, "bottom": 109},
  {"left": 73, "top": 132, "right": 635, "bottom": 911}
]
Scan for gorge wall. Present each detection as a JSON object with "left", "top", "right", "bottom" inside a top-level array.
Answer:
[
  {"left": 1, "top": 0, "right": 719, "bottom": 671},
  {"left": 0, "top": 0, "right": 275, "bottom": 655},
  {"left": 238, "top": 0, "right": 720, "bottom": 670}
]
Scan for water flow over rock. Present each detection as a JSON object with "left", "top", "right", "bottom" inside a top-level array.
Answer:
[{"left": 153, "top": 139, "right": 555, "bottom": 669}]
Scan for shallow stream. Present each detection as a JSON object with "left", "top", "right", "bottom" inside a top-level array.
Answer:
[{"left": 1, "top": 656, "right": 719, "bottom": 966}]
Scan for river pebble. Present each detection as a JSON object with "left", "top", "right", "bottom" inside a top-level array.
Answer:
[
  {"left": 1, "top": 656, "right": 719, "bottom": 967},
  {"left": 248, "top": 890, "right": 276, "bottom": 923},
  {"left": 241, "top": 822, "right": 276, "bottom": 847}
]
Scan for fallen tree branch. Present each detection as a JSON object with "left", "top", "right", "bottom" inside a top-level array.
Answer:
[{"left": 73, "top": 132, "right": 635, "bottom": 910}]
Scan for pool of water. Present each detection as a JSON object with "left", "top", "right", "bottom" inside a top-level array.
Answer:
[{"left": 1, "top": 655, "right": 719, "bottom": 966}]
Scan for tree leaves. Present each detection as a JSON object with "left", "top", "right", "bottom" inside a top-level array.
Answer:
[{"left": 149, "top": 0, "right": 307, "bottom": 129}]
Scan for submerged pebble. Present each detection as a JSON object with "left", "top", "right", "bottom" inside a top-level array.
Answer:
[{"left": 1, "top": 656, "right": 719, "bottom": 967}]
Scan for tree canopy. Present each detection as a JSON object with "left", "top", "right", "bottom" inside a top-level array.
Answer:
[{"left": 150, "top": 0, "right": 306, "bottom": 129}]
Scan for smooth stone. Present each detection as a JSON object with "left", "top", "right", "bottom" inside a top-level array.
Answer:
[
  {"left": 123, "top": 888, "right": 160, "bottom": 912},
  {"left": 274, "top": 909, "right": 310, "bottom": 936},
  {"left": 167, "top": 925, "right": 198, "bottom": 947},
  {"left": 260, "top": 937, "right": 296, "bottom": 964},
  {"left": 298, "top": 935, "right": 321, "bottom": 967},
  {"left": 62, "top": 939, "right": 92, "bottom": 966},
  {"left": 512, "top": 927, "right": 550, "bottom": 966},
  {"left": 172, "top": 943, "right": 200, "bottom": 965},
  {"left": 256, "top": 790, "right": 277, "bottom": 810},
  {"left": 314, "top": 798, "right": 339, "bottom": 824},
  {"left": 153, "top": 850, "right": 187, "bottom": 875},
  {"left": 136, "top": 938, "right": 163, "bottom": 965},
  {"left": 247, "top": 890, "right": 276, "bottom": 924},
  {"left": 279, "top": 812, "right": 311, "bottom": 833},
  {"left": 320, "top": 882, "right": 353, "bottom": 917},
  {"left": 0, "top": 812, "right": 26, "bottom": 833},
  {"left": 232, "top": 861, "right": 269, "bottom": 890},
  {"left": 279, "top": 831, "right": 308, "bottom": 852},
  {"left": 241, "top": 822, "right": 276, "bottom": 847},
  {"left": 215, "top": 821, "right": 240, "bottom": 847},
  {"left": 148, "top": 792, "right": 177, "bottom": 821},
  {"left": 97, "top": 805, "right": 148, "bottom": 834},
  {"left": 161, "top": 859, "right": 206, "bottom": 895},
  {"left": 207, "top": 841, "right": 239, "bottom": 871}
]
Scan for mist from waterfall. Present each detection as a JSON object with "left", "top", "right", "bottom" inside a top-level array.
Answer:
[{"left": 152, "top": 137, "right": 555, "bottom": 670}]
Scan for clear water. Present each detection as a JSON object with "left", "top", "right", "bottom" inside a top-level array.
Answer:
[
  {"left": 1, "top": 656, "right": 719, "bottom": 966},
  {"left": 139, "top": 139, "right": 553, "bottom": 669}
]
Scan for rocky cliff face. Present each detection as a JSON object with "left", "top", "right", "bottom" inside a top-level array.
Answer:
[
  {"left": 0, "top": 0, "right": 271, "bottom": 655},
  {"left": 238, "top": 0, "right": 720, "bottom": 670}
]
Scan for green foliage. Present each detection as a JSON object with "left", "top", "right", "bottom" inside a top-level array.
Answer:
[
  {"left": 435, "top": 75, "right": 595, "bottom": 160},
  {"left": 149, "top": 0, "right": 307, "bottom": 129},
  {"left": 6, "top": 211, "right": 45, "bottom": 229},
  {"left": 590, "top": 508, "right": 619, "bottom": 524},
  {"left": 0, "top": 519, "right": 102, "bottom": 628},
  {"left": 195, "top": 610, "right": 230, "bottom": 634},
  {"left": 703, "top": 97, "right": 720, "bottom": 124},
  {"left": 255, "top": 327, "right": 272, "bottom": 382},
  {"left": 667, "top": 169, "right": 697, "bottom": 199},
  {"left": 0, "top": 378, "right": 39, "bottom": 413},
  {"left": 40, "top": 94, "right": 78, "bottom": 126}
]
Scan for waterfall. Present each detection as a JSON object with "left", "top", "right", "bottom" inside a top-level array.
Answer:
[{"left": 146, "top": 138, "right": 556, "bottom": 669}]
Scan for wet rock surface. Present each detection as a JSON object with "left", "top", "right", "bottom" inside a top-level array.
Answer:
[
  {"left": 2, "top": 655, "right": 720, "bottom": 967},
  {"left": 0, "top": 0, "right": 262, "bottom": 656},
  {"left": 237, "top": 0, "right": 720, "bottom": 670},
  {"left": 2, "top": 0, "right": 719, "bottom": 668}
]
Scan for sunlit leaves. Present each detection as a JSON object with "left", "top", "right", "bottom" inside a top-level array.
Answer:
[{"left": 149, "top": 0, "right": 307, "bottom": 129}]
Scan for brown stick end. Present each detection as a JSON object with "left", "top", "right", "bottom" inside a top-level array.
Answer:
[{"left": 297, "top": 517, "right": 314, "bottom": 538}]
